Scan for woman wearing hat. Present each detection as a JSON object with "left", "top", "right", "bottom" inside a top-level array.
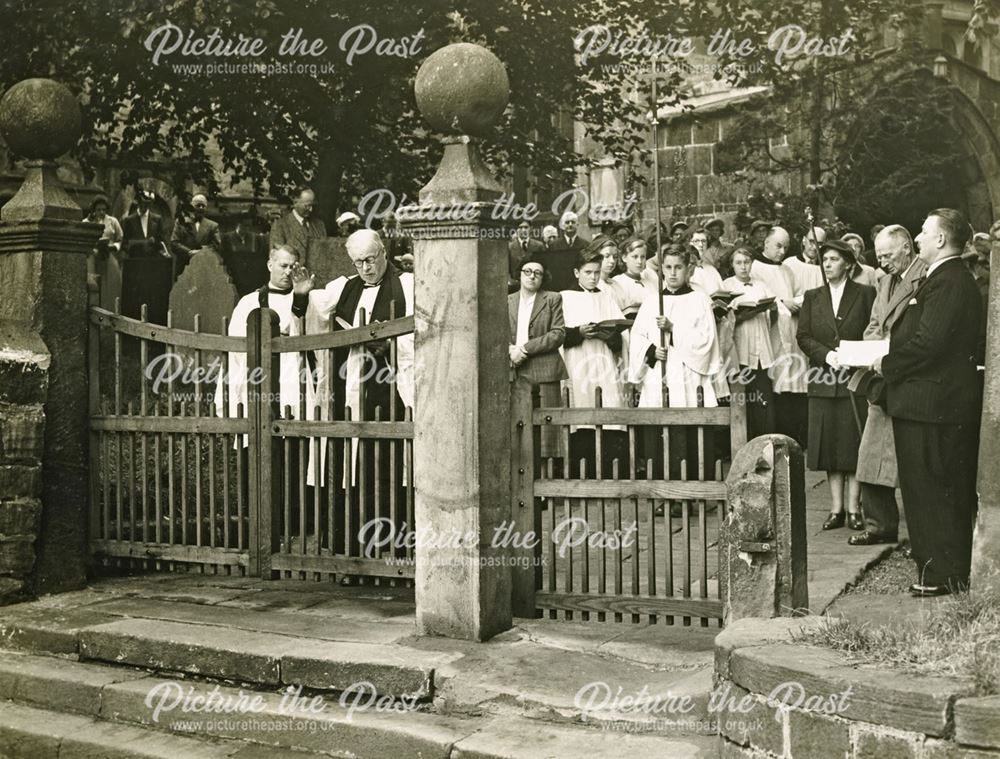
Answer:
[{"left": 796, "top": 240, "right": 877, "bottom": 530}]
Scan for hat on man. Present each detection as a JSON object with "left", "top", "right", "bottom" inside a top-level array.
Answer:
[
  {"left": 336, "top": 211, "right": 361, "bottom": 225},
  {"left": 819, "top": 238, "right": 857, "bottom": 266},
  {"left": 705, "top": 218, "right": 724, "bottom": 231},
  {"left": 749, "top": 219, "right": 772, "bottom": 235},
  {"left": 670, "top": 221, "right": 688, "bottom": 233}
]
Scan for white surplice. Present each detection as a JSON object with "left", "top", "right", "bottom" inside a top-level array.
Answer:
[
  {"left": 722, "top": 276, "right": 775, "bottom": 370},
  {"left": 628, "top": 288, "right": 722, "bottom": 408},
  {"left": 214, "top": 289, "right": 313, "bottom": 447},
  {"left": 560, "top": 288, "right": 627, "bottom": 421},
  {"left": 751, "top": 259, "right": 804, "bottom": 393}
]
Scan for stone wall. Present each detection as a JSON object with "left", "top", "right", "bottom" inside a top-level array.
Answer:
[
  {"left": 645, "top": 106, "right": 807, "bottom": 236},
  {"left": 0, "top": 322, "right": 49, "bottom": 605},
  {"left": 714, "top": 618, "right": 1000, "bottom": 758}
]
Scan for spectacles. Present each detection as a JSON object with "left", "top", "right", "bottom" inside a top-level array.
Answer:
[
  {"left": 352, "top": 252, "right": 383, "bottom": 269},
  {"left": 521, "top": 269, "right": 544, "bottom": 277}
]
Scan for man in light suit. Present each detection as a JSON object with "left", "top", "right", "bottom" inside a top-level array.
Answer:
[
  {"left": 875, "top": 209, "right": 983, "bottom": 596},
  {"left": 849, "top": 225, "right": 927, "bottom": 546},
  {"left": 507, "top": 221, "right": 545, "bottom": 293},
  {"left": 171, "top": 193, "right": 222, "bottom": 278},
  {"left": 269, "top": 187, "right": 328, "bottom": 260}
]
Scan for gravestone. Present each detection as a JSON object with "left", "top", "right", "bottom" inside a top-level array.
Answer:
[
  {"left": 168, "top": 248, "right": 238, "bottom": 374},
  {"left": 307, "top": 236, "right": 354, "bottom": 286}
]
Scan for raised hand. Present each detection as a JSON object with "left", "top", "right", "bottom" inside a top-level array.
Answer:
[{"left": 291, "top": 262, "right": 316, "bottom": 294}]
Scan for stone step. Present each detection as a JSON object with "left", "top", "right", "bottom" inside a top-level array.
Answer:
[
  {"left": 0, "top": 701, "right": 325, "bottom": 758},
  {"left": 0, "top": 651, "right": 717, "bottom": 758},
  {"left": 76, "top": 617, "right": 447, "bottom": 699}
]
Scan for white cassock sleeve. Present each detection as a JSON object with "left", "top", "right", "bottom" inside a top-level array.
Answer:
[
  {"left": 214, "top": 293, "right": 259, "bottom": 447},
  {"left": 670, "top": 292, "right": 722, "bottom": 378},
  {"left": 628, "top": 295, "right": 659, "bottom": 385},
  {"left": 306, "top": 277, "right": 349, "bottom": 334},
  {"left": 396, "top": 273, "right": 415, "bottom": 411},
  {"left": 305, "top": 277, "right": 349, "bottom": 420}
]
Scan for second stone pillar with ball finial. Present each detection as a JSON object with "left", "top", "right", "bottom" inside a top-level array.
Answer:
[{"left": 400, "top": 43, "right": 514, "bottom": 641}]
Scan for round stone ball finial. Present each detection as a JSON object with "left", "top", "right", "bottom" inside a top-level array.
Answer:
[
  {"left": 414, "top": 43, "right": 510, "bottom": 138},
  {"left": 0, "top": 78, "right": 82, "bottom": 161}
]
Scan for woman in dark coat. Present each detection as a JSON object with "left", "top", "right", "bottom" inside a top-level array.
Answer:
[{"left": 796, "top": 240, "right": 876, "bottom": 531}]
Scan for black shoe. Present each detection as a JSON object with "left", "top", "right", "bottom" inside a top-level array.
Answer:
[
  {"left": 909, "top": 583, "right": 951, "bottom": 598},
  {"left": 822, "top": 512, "right": 845, "bottom": 530},
  {"left": 848, "top": 530, "right": 898, "bottom": 546},
  {"left": 847, "top": 513, "right": 865, "bottom": 531}
]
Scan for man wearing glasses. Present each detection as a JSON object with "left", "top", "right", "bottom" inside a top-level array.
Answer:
[{"left": 308, "top": 229, "right": 414, "bottom": 557}]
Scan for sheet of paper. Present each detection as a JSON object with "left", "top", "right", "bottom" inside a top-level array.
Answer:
[{"left": 836, "top": 339, "right": 889, "bottom": 367}]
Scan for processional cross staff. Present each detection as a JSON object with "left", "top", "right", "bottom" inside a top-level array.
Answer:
[{"left": 647, "top": 56, "right": 668, "bottom": 408}]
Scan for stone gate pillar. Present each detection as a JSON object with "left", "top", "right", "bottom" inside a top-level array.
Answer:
[
  {"left": 973, "top": 234, "right": 1000, "bottom": 592},
  {"left": 400, "top": 44, "right": 513, "bottom": 640},
  {"left": 0, "top": 79, "right": 100, "bottom": 594}
]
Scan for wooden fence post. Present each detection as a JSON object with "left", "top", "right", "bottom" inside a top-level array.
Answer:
[
  {"left": 87, "top": 277, "right": 101, "bottom": 555},
  {"left": 720, "top": 434, "right": 808, "bottom": 622},
  {"left": 510, "top": 379, "right": 540, "bottom": 617},
  {"left": 247, "top": 308, "right": 280, "bottom": 577}
]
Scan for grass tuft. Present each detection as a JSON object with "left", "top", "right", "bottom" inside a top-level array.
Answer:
[{"left": 794, "top": 585, "right": 1000, "bottom": 695}]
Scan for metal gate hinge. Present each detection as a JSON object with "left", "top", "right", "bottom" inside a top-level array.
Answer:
[{"left": 738, "top": 541, "right": 772, "bottom": 553}]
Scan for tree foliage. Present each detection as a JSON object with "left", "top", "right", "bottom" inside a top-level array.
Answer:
[{"left": 0, "top": 0, "right": 707, "bottom": 226}]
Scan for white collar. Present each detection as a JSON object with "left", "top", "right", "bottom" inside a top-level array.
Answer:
[
  {"left": 292, "top": 210, "right": 306, "bottom": 225},
  {"left": 828, "top": 278, "right": 847, "bottom": 292},
  {"left": 927, "top": 255, "right": 960, "bottom": 277}
]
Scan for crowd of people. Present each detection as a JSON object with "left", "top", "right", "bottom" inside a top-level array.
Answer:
[
  {"left": 87, "top": 183, "right": 989, "bottom": 597},
  {"left": 507, "top": 208, "right": 988, "bottom": 598}
]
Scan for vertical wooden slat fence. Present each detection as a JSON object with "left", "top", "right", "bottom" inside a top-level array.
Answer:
[
  {"left": 88, "top": 298, "right": 416, "bottom": 581},
  {"left": 510, "top": 380, "right": 747, "bottom": 627}
]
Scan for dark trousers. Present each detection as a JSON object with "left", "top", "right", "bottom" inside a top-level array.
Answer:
[
  {"left": 637, "top": 426, "right": 719, "bottom": 481},
  {"left": 774, "top": 392, "right": 808, "bottom": 448},
  {"left": 735, "top": 367, "right": 776, "bottom": 441},
  {"left": 893, "top": 417, "right": 978, "bottom": 588},
  {"left": 568, "top": 429, "right": 629, "bottom": 478},
  {"left": 859, "top": 482, "right": 899, "bottom": 538},
  {"left": 332, "top": 381, "right": 407, "bottom": 559}
]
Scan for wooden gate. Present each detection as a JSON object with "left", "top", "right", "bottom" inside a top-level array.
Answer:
[
  {"left": 509, "top": 381, "right": 747, "bottom": 626},
  {"left": 87, "top": 292, "right": 414, "bottom": 581}
]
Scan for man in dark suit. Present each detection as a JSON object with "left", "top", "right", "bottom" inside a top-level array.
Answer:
[
  {"left": 507, "top": 221, "right": 545, "bottom": 293},
  {"left": 543, "top": 211, "right": 589, "bottom": 291},
  {"left": 171, "top": 193, "right": 222, "bottom": 278},
  {"left": 120, "top": 189, "right": 172, "bottom": 323},
  {"left": 269, "top": 187, "right": 328, "bottom": 261},
  {"left": 121, "top": 189, "right": 169, "bottom": 258},
  {"left": 876, "top": 209, "right": 983, "bottom": 596},
  {"left": 849, "top": 225, "right": 927, "bottom": 546}
]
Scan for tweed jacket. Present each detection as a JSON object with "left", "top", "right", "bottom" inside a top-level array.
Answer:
[
  {"left": 508, "top": 289, "right": 568, "bottom": 384},
  {"left": 268, "top": 211, "right": 328, "bottom": 258},
  {"left": 855, "top": 257, "right": 927, "bottom": 487}
]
